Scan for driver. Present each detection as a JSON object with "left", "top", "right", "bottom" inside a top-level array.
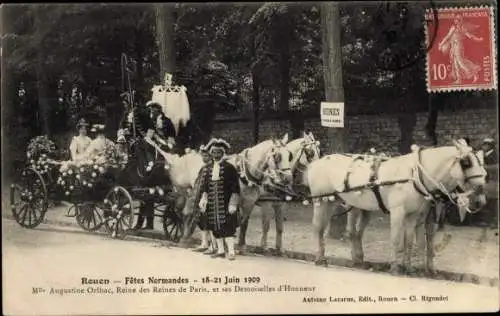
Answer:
[{"left": 144, "top": 101, "right": 176, "bottom": 151}]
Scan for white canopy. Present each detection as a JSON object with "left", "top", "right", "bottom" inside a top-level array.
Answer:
[{"left": 148, "top": 74, "right": 191, "bottom": 135}]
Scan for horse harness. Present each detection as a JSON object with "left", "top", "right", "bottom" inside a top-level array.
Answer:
[
  {"left": 341, "top": 155, "right": 405, "bottom": 213},
  {"left": 327, "top": 147, "right": 475, "bottom": 214},
  {"left": 237, "top": 149, "right": 268, "bottom": 187}
]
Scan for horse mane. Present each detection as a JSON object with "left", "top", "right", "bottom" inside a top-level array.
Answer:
[
  {"left": 286, "top": 138, "right": 305, "bottom": 153},
  {"left": 246, "top": 139, "right": 274, "bottom": 161}
]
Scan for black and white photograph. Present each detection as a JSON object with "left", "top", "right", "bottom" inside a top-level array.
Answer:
[{"left": 1, "top": 2, "right": 498, "bottom": 314}]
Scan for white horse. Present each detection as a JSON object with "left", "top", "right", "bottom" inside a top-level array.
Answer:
[
  {"left": 143, "top": 137, "right": 204, "bottom": 217},
  {"left": 306, "top": 140, "right": 487, "bottom": 274},
  {"left": 181, "top": 134, "right": 296, "bottom": 244},
  {"left": 145, "top": 137, "right": 204, "bottom": 189},
  {"left": 227, "top": 132, "right": 321, "bottom": 254}
]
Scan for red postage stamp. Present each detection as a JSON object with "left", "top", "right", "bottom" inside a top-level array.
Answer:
[{"left": 425, "top": 6, "right": 497, "bottom": 92}]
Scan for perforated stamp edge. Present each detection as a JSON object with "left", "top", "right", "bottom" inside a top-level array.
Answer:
[{"left": 425, "top": 6, "right": 497, "bottom": 93}]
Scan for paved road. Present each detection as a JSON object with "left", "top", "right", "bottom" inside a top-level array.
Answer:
[{"left": 3, "top": 219, "right": 498, "bottom": 315}]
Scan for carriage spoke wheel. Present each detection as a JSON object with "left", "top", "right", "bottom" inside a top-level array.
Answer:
[
  {"left": 163, "top": 206, "right": 184, "bottom": 242},
  {"left": 76, "top": 202, "right": 104, "bottom": 232},
  {"left": 10, "top": 168, "right": 48, "bottom": 228},
  {"left": 182, "top": 210, "right": 199, "bottom": 240},
  {"left": 103, "top": 186, "right": 134, "bottom": 239},
  {"left": 66, "top": 204, "right": 78, "bottom": 217}
]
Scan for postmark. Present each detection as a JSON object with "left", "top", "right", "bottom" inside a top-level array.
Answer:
[{"left": 425, "top": 6, "right": 497, "bottom": 92}]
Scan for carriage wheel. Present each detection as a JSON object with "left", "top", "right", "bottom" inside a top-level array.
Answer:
[
  {"left": 163, "top": 209, "right": 184, "bottom": 242},
  {"left": 76, "top": 202, "right": 105, "bottom": 232},
  {"left": 66, "top": 204, "right": 78, "bottom": 217},
  {"left": 10, "top": 168, "right": 48, "bottom": 228},
  {"left": 103, "top": 186, "right": 135, "bottom": 239},
  {"left": 181, "top": 210, "right": 199, "bottom": 240}
]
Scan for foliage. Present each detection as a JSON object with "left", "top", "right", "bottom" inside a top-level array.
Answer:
[
  {"left": 3, "top": 3, "right": 494, "bottom": 158},
  {"left": 26, "top": 136, "right": 57, "bottom": 160}
]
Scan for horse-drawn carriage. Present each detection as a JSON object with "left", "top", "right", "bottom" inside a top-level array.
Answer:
[
  {"left": 9, "top": 132, "right": 186, "bottom": 241},
  {"left": 9, "top": 70, "right": 191, "bottom": 241}
]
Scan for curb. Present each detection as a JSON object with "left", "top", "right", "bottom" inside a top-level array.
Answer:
[{"left": 3, "top": 214, "right": 498, "bottom": 288}]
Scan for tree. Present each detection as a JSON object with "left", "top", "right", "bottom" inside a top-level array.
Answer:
[
  {"left": 155, "top": 4, "right": 176, "bottom": 79},
  {"left": 321, "top": 2, "right": 347, "bottom": 239}
]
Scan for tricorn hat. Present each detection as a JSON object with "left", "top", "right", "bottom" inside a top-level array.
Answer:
[
  {"left": 76, "top": 118, "right": 89, "bottom": 129},
  {"left": 205, "top": 138, "right": 231, "bottom": 153}
]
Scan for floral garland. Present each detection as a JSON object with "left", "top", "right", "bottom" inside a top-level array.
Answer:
[
  {"left": 57, "top": 141, "right": 128, "bottom": 197},
  {"left": 26, "top": 136, "right": 57, "bottom": 176}
]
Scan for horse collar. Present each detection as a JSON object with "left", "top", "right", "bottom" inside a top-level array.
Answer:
[{"left": 239, "top": 149, "right": 266, "bottom": 186}]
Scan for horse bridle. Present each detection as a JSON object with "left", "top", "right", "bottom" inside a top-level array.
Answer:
[
  {"left": 413, "top": 147, "right": 485, "bottom": 203},
  {"left": 459, "top": 151, "right": 485, "bottom": 182}
]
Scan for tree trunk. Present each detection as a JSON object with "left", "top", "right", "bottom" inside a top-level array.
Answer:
[
  {"left": 251, "top": 33, "right": 260, "bottom": 145},
  {"left": 2, "top": 7, "right": 15, "bottom": 183},
  {"left": 252, "top": 71, "right": 260, "bottom": 145},
  {"left": 135, "top": 27, "right": 145, "bottom": 104},
  {"left": 398, "top": 110, "right": 417, "bottom": 154},
  {"left": 278, "top": 16, "right": 291, "bottom": 114},
  {"left": 155, "top": 4, "right": 175, "bottom": 80},
  {"left": 425, "top": 93, "right": 443, "bottom": 146},
  {"left": 290, "top": 110, "right": 305, "bottom": 139},
  {"left": 397, "top": 72, "right": 416, "bottom": 154},
  {"left": 321, "top": 2, "right": 347, "bottom": 239},
  {"left": 34, "top": 10, "right": 51, "bottom": 136}
]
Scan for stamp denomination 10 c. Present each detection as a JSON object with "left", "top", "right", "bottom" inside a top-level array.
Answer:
[{"left": 425, "top": 6, "right": 497, "bottom": 92}]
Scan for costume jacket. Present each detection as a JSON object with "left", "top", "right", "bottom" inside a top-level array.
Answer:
[
  {"left": 153, "top": 113, "right": 176, "bottom": 139},
  {"left": 200, "top": 159, "right": 240, "bottom": 231}
]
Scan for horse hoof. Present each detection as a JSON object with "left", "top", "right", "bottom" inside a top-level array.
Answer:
[
  {"left": 343, "top": 232, "right": 353, "bottom": 240},
  {"left": 406, "top": 266, "right": 419, "bottom": 276},
  {"left": 255, "top": 247, "right": 266, "bottom": 254},
  {"left": 236, "top": 246, "right": 246, "bottom": 255},
  {"left": 273, "top": 249, "right": 283, "bottom": 257},
  {"left": 315, "top": 259, "right": 328, "bottom": 267},
  {"left": 351, "top": 260, "right": 365, "bottom": 269},
  {"left": 389, "top": 264, "right": 406, "bottom": 275}
]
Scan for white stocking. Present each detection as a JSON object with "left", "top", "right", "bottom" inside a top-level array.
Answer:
[
  {"left": 209, "top": 231, "right": 217, "bottom": 250},
  {"left": 216, "top": 238, "right": 225, "bottom": 255},
  {"left": 225, "top": 237, "right": 235, "bottom": 256},
  {"left": 200, "top": 230, "right": 209, "bottom": 248}
]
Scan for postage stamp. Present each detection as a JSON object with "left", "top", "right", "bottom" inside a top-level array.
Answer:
[{"left": 425, "top": 6, "right": 497, "bottom": 92}]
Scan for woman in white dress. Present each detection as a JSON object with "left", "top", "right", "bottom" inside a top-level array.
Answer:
[
  {"left": 69, "top": 118, "right": 92, "bottom": 161},
  {"left": 79, "top": 124, "right": 115, "bottom": 163}
]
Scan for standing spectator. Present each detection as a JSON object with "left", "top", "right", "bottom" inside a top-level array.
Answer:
[
  {"left": 481, "top": 138, "right": 497, "bottom": 166},
  {"left": 192, "top": 144, "right": 218, "bottom": 254}
]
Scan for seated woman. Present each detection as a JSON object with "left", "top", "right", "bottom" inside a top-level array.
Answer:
[
  {"left": 69, "top": 118, "right": 92, "bottom": 161},
  {"left": 78, "top": 124, "right": 115, "bottom": 164}
]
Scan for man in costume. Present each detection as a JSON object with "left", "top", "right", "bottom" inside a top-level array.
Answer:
[{"left": 198, "top": 138, "right": 240, "bottom": 260}]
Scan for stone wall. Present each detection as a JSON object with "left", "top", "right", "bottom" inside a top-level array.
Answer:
[{"left": 210, "top": 107, "right": 497, "bottom": 155}]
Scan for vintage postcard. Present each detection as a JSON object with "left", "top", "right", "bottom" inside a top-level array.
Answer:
[{"left": 2, "top": 2, "right": 498, "bottom": 315}]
